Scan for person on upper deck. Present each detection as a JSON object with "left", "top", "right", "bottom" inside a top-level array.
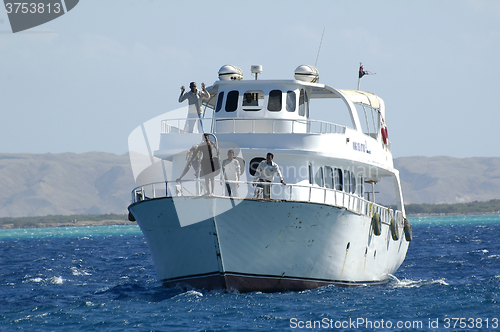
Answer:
[
  {"left": 253, "top": 153, "right": 286, "bottom": 199},
  {"left": 179, "top": 82, "right": 210, "bottom": 133}
]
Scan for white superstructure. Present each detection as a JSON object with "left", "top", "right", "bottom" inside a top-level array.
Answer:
[{"left": 128, "top": 65, "right": 411, "bottom": 292}]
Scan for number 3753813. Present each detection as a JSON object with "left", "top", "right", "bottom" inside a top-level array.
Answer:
[{"left": 5, "top": 2, "right": 61, "bottom": 14}]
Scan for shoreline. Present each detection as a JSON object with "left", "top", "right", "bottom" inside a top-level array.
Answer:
[
  {"left": 3, "top": 212, "right": 500, "bottom": 230},
  {"left": 407, "top": 211, "right": 500, "bottom": 218},
  {"left": 0, "top": 219, "right": 135, "bottom": 230}
]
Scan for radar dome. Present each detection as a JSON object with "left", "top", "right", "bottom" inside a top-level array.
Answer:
[
  {"left": 294, "top": 65, "right": 319, "bottom": 83},
  {"left": 218, "top": 65, "right": 243, "bottom": 81}
]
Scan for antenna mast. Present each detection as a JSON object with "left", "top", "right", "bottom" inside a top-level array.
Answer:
[{"left": 315, "top": 27, "right": 325, "bottom": 67}]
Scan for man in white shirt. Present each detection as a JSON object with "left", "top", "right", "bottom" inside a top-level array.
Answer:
[
  {"left": 221, "top": 149, "right": 241, "bottom": 197},
  {"left": 179, "top": 82, "right": 210, "bottom": 133},
  {"left": 253, "top": 153, "right": 286, "bottom": 199}
]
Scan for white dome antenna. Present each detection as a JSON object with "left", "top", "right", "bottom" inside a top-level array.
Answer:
[
  {"left": 294, "top": 65, "right": 319, "bottom": 83},
  {"left": 218, "top": 65, "right": 243, "bottom": 81}
]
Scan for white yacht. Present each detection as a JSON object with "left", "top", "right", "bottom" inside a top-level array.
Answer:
[{"left": 127, "top": 64, "right": 412, "bottom": 292}]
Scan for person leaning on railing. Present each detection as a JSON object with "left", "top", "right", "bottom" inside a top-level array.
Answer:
[
  {"left": 252, "top": 153, "right": 286, "bottom": 199},
  {"left": 176, "top": 134, "right": 219, "bottom": 195}
]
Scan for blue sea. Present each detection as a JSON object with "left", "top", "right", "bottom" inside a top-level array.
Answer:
[{"left": 1, "top": 215, "right": 499, "bottom": 331}]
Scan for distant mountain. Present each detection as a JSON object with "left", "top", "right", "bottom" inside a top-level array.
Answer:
[
  {"left": 0, "top": 153, "right": 499, "bottom": 217},
  {"left": 377, "top": 156, "right": 500, "bottom": 205},
  {"left": 0, "top": 152, "right": 135, "bottom": 217}
]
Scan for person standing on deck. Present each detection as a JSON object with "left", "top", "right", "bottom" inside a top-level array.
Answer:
[
  {"left": 179, "top": 82, "right": 210, "bottom": 133},
  {"left": 176, "top": 134, "right": 219, "bottom": 195},
  {"left": 253, "top": 153, "right": 286, "bottom": 199},
  {"left": 221, "top": 149, "right": 241, "bottom": 197}
]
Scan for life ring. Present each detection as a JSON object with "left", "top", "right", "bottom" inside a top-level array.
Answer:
[
  {"left": 381, "top": 126, "right": 388, "bottom": 145},
  {"left": 372, "top": 213, "right": 381, "bottom": 236},
  {"left": 390, "top": 217, "right": 399, "bottom": 241},
  {"left": 403, "top": 218, "right": 413, "bottom": 241}
]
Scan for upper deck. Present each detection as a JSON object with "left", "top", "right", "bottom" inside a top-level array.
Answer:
[
  {"left": 129, "top": 65, "right": 405, "bottom": 214},
  {"left": 157, "top": 65, "right": 393, "bottom": 169}
]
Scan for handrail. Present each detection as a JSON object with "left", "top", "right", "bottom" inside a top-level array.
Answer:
[
  {"left": 160, "top": 118, "right": 346, "bottom": 135},
  {"left": 130, "top": 180, "right": 404, "bottom": 225}
]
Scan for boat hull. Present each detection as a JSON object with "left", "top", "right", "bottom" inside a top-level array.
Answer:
[{"left": 128, "top": 196, "right": 409, "bottom": 292}]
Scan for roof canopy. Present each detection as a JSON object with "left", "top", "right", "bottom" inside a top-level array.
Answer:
[{"left": 337, "top": 89, "right": 381, "bottom": 110}]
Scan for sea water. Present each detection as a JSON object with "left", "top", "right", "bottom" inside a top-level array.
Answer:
[{"left": 1, "top": 215, "right": 499, "bottom": 331}]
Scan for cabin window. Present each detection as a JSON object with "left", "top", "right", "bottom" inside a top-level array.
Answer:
[
  {"left": 305, "top": 90, "right": 309, "bottom": 117},
  {"left": 344, "top": 170, "right": 352, "bottom": 193},
  {"left": 286, "top": 91, "right": 296, "bottom": 112},
  {"left": 324, "top": 166, "right": 334, "bottom": 189},
  {"left": 334, "top": 168, "right": 343, "bottom": 191},
  {"left": 249, "top": 157, "right": 265, "bottom": 176},
  {"left": 299, "top": 89, "right": 309, "bottom": 117},
  {"left": 215, "top": 92, "right": 224, "bottom": 113},
  {"left": 243, "top": 90, "right": 263, "bottom": 111},
  {"left": 308, "top": 164, "right": 313, "bottom": 184},
  {"left": 351, "top": 172, "right": 356, "bottom": 194},
  {"left": 225, "top": 90, "right": 239, "bottom": 112},
  {"left": 357, "top": 175, "right": 364, "bottom": 197},
  {"left": 299, "top": 89, "right": 305, "bottom": 116},
  {"left": 268, "top": 90, "right": 282, "bottom": 112},
  {"left": 315, "top": 166, "right": 324, "bottom": 187}
]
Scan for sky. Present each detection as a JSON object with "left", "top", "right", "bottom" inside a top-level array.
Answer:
[{"left": 1, "top": 0, "right": 499, "bottom": 158}]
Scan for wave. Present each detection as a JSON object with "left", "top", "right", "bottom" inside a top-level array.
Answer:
[
  {"left": 71, "top": 266, "right": 92, "bottom": 276},
  {"left": 389, "top": 274, "right": 449, "bottom": 288},
  {"left": 23, "top": 276, "right": 65, "bottom": 285}
]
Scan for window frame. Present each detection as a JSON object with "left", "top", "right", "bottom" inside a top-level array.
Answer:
[
  {"left": 324, "top": 166, "right": 334, "bottom": 189},
  {"left": 299, "top": 89, "right": 306, "bottom": 116},
  {"left": 225, "top": 90, "right": 239, "bottom": 112},
  {"left": 242, "top": 90, "right": 263, "bottom": 111},
  {"left": 267, "top": 89, "right": 282, "bottom": 112},
  {"left": 315, "top": 166, "right": 324, "bottom": 187},
  {"left": 350, "top": 172, "right": 356, "bottom": 194},
  {"left": 286, "top": 90, "right": 296, "bottom": 112},
  {"left": 357, "top": 175, "right": 364, "bottom": 197},
  {"left": 334, "top": 168, "right": 343, "bottom": 191},
  {"left": 344, "top": 170, "right": 351, "bottom": 193}
]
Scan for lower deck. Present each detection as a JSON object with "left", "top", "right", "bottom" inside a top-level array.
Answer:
[
  {"left": 128, "top": 196, "right": 410, "bottom": 292},
  {"left": 131, "top": 180, "right": 404, "bottom": 228}
]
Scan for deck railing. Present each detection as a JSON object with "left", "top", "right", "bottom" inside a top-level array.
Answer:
[
  {"left": 161, "top": 118, "right": 346, "bottom": 135},
  {"left": 131, "top": 180, "right": 403, "bottom": 225}
]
